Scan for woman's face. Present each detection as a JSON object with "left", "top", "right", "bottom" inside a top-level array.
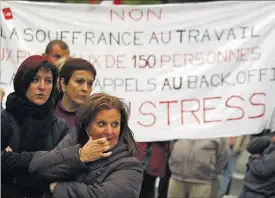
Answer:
[
  {"left": 26, "top": 68, "right": 53, "bottom": 105},
  {"left": 87, "top": 108, "right": 121, "bottom": 149},
  {"left": 61, "top": 70, "right": 94, "bottom": 107}
]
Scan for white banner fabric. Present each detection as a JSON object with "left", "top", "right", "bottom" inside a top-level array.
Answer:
[{"left": 1, "top": 1, "right": 275, "bottom": 141}]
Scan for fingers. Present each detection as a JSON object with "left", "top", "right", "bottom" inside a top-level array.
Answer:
[
  {"left": 88, "top": 137, "right": 109, "bottom": 145},
  {"left": 103, "top": 145, "right": 110, "bottom": 152},
  {"left": 100, "top": 152, "right": 112, "bottom": 158},
  {"left": 96, "top": 137, "right": 107, "bottom": 144},
  {"left": 0, "top": 88, "right": 5, "bottom": 96},
  {"left": 85, "top": 136, "right": 93, "bottom": 145},
  {"left": 84, "top": 137, "right": 112, "bottom": 159},
  {"left": 6, "top": 146, "right": 12, "bottom": 152},
  {"left": 103, "top": 141, "right": 110, "bottom": 146}
]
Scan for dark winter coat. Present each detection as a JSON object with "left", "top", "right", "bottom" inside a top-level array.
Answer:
[
  {"left": 1, "top": 109, "right": 70, "bottom": 198},
  {"left": 29, "top": 129, "right": 144, "bottom": 198}
]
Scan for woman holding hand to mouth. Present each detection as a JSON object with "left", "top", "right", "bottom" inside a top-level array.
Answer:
[
  {"left": 29, "top": 93, "right": 143, "bottom": 198},
  {"left": 55, "top": 58, "right": 97, "bottom": 128},
  {"left": 1, "top": 55, "right": 70, "bottom": 198}
]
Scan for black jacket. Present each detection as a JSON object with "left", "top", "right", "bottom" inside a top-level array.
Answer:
[
  {"left": 29, "top": 130, "right": 144, "bottom": 198},
  {"left": 241, "top": 143, "right": 275, "bottom": 197},
  {"left": 1, "top": 110, "right": 70, "bottom": 198}
]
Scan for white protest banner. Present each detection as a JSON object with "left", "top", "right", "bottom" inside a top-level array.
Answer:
[{"left": 1, "top": 1, "right": 275, "bottom": 141}]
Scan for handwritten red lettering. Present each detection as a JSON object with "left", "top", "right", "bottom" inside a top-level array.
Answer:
[
  {"left": 110, "top": 8, "right": 162, "bottom": 22},
  {"left": 248, "top": 92, "right": 266, "bottom": 119}
]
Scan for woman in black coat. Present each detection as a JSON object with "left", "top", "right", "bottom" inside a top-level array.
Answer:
[
  {"left": 1, "top": 55, "right": 70, "bottom": 198},
  {"left": 29, "top": 92, "right": 143, "bottom": 198}
]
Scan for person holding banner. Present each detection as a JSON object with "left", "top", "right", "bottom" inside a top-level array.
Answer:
[
  {"left": 43, "top": 40, "right": 71, "bottom": 107},
  {"left": 1, "top": 55, "right": 70, "bottom": 198},
  {"left": 55, "top": 56, "right": 72, "bottom": 72},
  {"left": 247, "top": 107, "right": 275, "bottom": 155},
  {"left": 137, "top": 141, "right": 170, "bottom": 198},
  {"left": 29, "top": 92, "right": 143, "bottom": 198},
  {"left": 239, "top": 137, "right": 275, "bottom": 198},
  {"left": 167, "top": 138, "right": 228, "bottom": 198},
  {"left": 43, "top": 40, "right": 70, "bottom": 65},
  {"left": 55, "top": 58, "right": 97, "bottom": 128}
]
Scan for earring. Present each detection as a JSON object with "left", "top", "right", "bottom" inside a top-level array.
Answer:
[{"left": 85, "top": 127, "right": 89, "bottom": 136}]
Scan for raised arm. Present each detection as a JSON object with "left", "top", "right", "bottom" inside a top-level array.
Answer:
[
  {"left": 248, "top": 148, "right": 275, "bottom": 177},
  {"left": 29, "top": 131, "right": 83, "bottom": 181},
  {"left": 29, "top": 133, "right": 112, "bottom": 182},
  {"left": 247, "top": 135, "right": 271, "bottom": 154}
]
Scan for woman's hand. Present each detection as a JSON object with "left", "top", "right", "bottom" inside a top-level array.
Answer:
[
  {"left": 50, "top": 182, "right": 58, "bottom": 193},
  {"left": 79, "top": 137, "right": 112, "bottom": 163},
  {"left": 0, "top": 88, "right": 5, "bottom": 102},
  {"left": 5, "top": 146, "right": 12, "bottom": 152}
]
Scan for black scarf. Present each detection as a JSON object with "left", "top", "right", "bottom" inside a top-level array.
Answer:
[{"left": 5, "top": 92, "right": 55, "bottom": 151}]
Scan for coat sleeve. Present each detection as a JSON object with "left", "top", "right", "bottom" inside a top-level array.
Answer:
[
  {"left": 247, "top": 136, "right": 271, "bottom": 154},
  {"left": 55, "top": 117, "right": 71, "bottom": 144},
  {"left": 52, "top": 161, "right": 143, "bottom": 198},
  {"left": 29, "top": 131, "right": 87, "bottom": 182},
  {"left": 248, "top": 150, "right": 275, "bottom": 177},
  {"left": 1, "top": 110, "right": 35, "bottom": 171},
  {"left": 2, "top": 150, "right": 34, "bottom": 171}
]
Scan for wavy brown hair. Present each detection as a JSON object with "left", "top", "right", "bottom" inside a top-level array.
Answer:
[{"left": 75, "top": 92, "right": 138, "bottom": 156}]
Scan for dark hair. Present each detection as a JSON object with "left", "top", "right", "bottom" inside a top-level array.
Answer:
[
  {"left": 75, "top": 92, "right": 138, "bottom": 156},
  {"left": 58, "top": 58, "right": 97, "bottom": 99},
  {"left": 45, "top": 40, "right": 70, "bottom": 55},
  {"left": 59, "top": 58, "right": 97, "bottom": 84},
  {"left": 14, "top": 55, "right": 58, "bottom": 102}
]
